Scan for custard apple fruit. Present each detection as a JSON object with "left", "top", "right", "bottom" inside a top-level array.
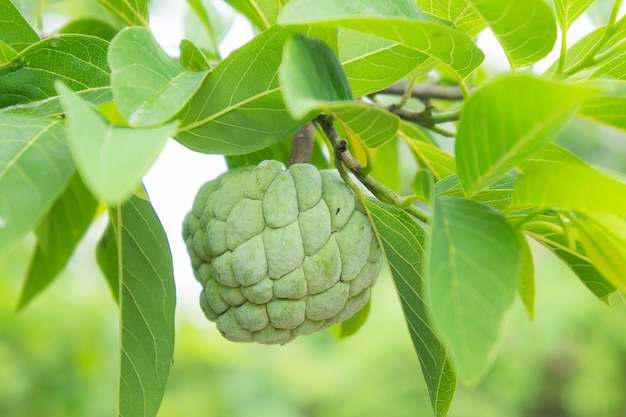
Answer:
[{"left": 182, "top": 160, "right": 383, "bottom": 344}]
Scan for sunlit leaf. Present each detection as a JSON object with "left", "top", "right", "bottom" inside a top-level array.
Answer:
[
  {"left": 186, "top": 0, "right": 235, "bottom": 58},
  {"left": 109, "top": 27, "right": 208, "bottom": 127},
  {"left": 97, "top": 220, "right": 119, "bottom": 303},
  {"left": 555, "top": 0, "right": 596, "bottom": 30},
  {"left": 59, "top": 18, "right": 118, "bottom": 40},
  {"left": 111, "top": 194, "right": 176, "bottom": 417},
  {"left": 366, "top": 198, "right": 456, "bottom": 417},
  {"left": 517, "top": 234, "right": 535, "bottom": 320},
  {"left": 278, "top": 0, "right": 484, "bottom": 79},
  {"left": 416, "top": 0, "right": 486, "bottom": 38},
  {"left": 512, "top": 162, "right": 626, "bottom": 214},
  {"left": 57, "top": 82, "right": 177, "bottom": 205},
  {"left": 0, "top": 34, "right": 111, "bottom": 116},
  {"left": 428, "top": 196, "right": 522, "bottom": 384},
  {"left": 96, "top": 0, "right": 148, "bottom": 26},
  {"left": 575, "top": 214, "right": 626, "bottom": 292},
  {"left": 466, "top": 0, "right": 557, "bottom": 67},
  {"left": 179, "top": 38, "right": 211, "bottom": 71},
  {"left": 0, "top": 0, "right": 39, "bottom": 51},
  {"left": 456, "top": 74, "right": 596, "bottom": 196},
  {"left": 225, "top": 0, "right": 287, "bottom": 30},
  {"left": 0, "top": 114, "right": 72, "bottom": 253},
  {"left": 580, "top": 94, "right": 626, "bottom": 132},
  {"left": 437, "top": 174, "right": 515, "bottom": 210},
  {"left": 17, "top": 173, "right": 98, "bottom": 309}
]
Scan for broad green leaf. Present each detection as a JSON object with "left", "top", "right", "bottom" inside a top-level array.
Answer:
[
  {"left": 338, "top": 29, "right": 430, "bottom": 97},
  {"left": 437, "top": 174, "right": 515, "bottom": 210},
  {"left": 366, "top": 198, "right": 456, "bottom": 417},
  {"left": 466, "top": 0, "right": 557, "bottom": 67},
  {"left": 400, "top": 136, "right": 456, "bottom": 182},
  {"left": 225, "top": 0, "right": 287, "bottom": 30},
  {"left": 0, "top": 114, "right": 72, "bottom": 253},
  {"left": 555, "top": 0, "right": 596, "bottom": 30},
  {"left": 0, "top": 41, "right": 17, "bottom": 64},
  {"left": 112, "top": 195, "right": 176, "bottom": 417},
  {"left": 428, "top": 196, "right": 522, "bottom": 384},
  {"left": 186, "top": 0, "right": 235, "bottom": 58},
  {"left": 278, "top": 0, "right": 484, "bottom": 79},
  {"left": 592, "top": 41, "right": 626, "bottom": 80},
  {"left": 0, "top": 0, "right": 39, "bottom": 51},
  {"left": 580, "top": 96, "right": 626, "bottom": 131},
  {"left": 96, "top": 0, "right": 148, "bottom": 26},
  {"left": 59, "top": 18, "right": 119, "bottom": 41},
  {"left": 280, "top": 34, "right": 400, "bottom": 148},
  {"left": 335, "top": 297, "right": 371, "bottom": 338},
  {"left": 455, "top": 74, "right": 596, "bottom": 196},
  {"left": 179, "top": 38, "right": 211, "bottom": 71},
  {"left": 109, "top": 27, "right": 208, "bottom": 127},
  {"left": 512, "top": 162, "right": 626, "bottom": 214},
  {"left": 369, "top": 138, "right": 403, "bottom": 191},
  {"left": 176, "top": 26, "right": 309, "bottom": 155},
  {"left": 411, "top": 169, "right": 435, "bottom": 203},
  {"left": 517, "top": 234, "right": 535, "bottom": 320},
  {"left": 517, "top": 142, "right": 587, "bottom": 171},
  {"left": 523, "top": 217, "right": 615, "bottom": 302},
  {"left": 97, "top": 220, "right": 120, "bottom": 303},
  {"left": 17, "top": 173, "right": 98, "bottom": 309},
  {"left": 416, "top": 0, "right": 486, "bottom": 38},
  {"left": 0, "top": 34, "right": 111, "bottom": 116},
  {"left": 575, "top": 214, "right": 626, "bottom": 292},
  {"left": 56, "top": 82, "right": 177, "bottom": 205}
]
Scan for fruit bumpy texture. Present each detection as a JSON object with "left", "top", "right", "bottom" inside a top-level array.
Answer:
[{"left": 182, "top": 160, "right": 383, "bottom": 344}]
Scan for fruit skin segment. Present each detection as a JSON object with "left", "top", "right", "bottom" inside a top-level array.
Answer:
[{"left": 182, "top": 160, "right": 383, "bottom": 344}]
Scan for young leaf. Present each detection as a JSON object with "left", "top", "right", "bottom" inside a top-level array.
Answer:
[
  {"left": 428, "top": 196, "right": 522, "bottom": 384},
  {"left": 0, "top": 34, "right": 111, "bottom": 116},
  {"left": 97, "top": 220, "right": 119, "bottom": 303},
  {"left": 96, "top": 0, "right": 148, "bottom": 27},
  {"left": 278, "top": 0, "right": 484, "bottom": 79},
  {"left": 280, "top": 33, "right": 400, "bottom": 148},
  {"left": 592, "top": 42, "right": 626, "bottom": 80},
  {"left": 225, "top": 0, "right": 287, "bottom": 30},
  {"left": 179, "top": 38, "right": 212, "bottom": 71},
  {"left": 338, "top": 29, "right": 429, "bottom": 97},
  {"left": 512, "top": 163, "right": 626, "bottom": 214},
  {"left": 111, "top": 195, "right": 176, "bottom": 417},
  {"left": 175, "top": 26, "right": 309, "bottom": 155},
  {"left": 523, "top": 218, "right": 615, "bottom": 302},
  {"left": 416, "top": 0, "right": 485, "bottom": 38},
  {"left": 455, "top": 74, "right": 596, "bottom": 196},
  {"left": 365, "top": 198, "right": 456, "bottom": 417},
  {"left": 575, "top": 214, "right": 626, "bottom": 292},
  {"left": 56, "top": 82, "right": 178, "bottom": 205},
  {"left": 186, "top": 0, "right": 235, "bottom": 58},
  {"left": 555, "top": 0, "right": 596, "bottom": 30},
  {"left": 58, "top": 18, "right": 119, "bottom": 41},
  {"left": 517, "top": 234, "right": 535, "bottom": 320},
  {"left": 0, "top": 114, "right": 72, "bottom": 253},
  {"left": 17, "top": 173, "right": 98, "bottom": 309},
  {"left": 465, "top": 0, "right": 557, "bottom": 68},
  {"left": 109, "top": 27, "right": 208, "bottom": 127},
  {"left": 0, "top": 0, "right": 39, "bottom": 51}
]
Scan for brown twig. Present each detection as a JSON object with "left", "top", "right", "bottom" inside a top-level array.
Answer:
[
  {"left": 288, "top": 122, "right": 316, "bottom": 166},
  {"left": 373, "top": 81, "right": 466, "bottom": 101}
]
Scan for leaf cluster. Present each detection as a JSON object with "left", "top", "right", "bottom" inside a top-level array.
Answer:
[{"left": 1, "top": 0, "right": 626, "bottom": 416}]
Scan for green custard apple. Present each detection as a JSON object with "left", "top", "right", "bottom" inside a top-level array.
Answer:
[{"left": 182, "top": 160, "right": 383, "bottom": 344}]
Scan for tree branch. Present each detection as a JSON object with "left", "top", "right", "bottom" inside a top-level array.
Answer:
[
  {"left": 373, "top": 81, "right": 466, "bottom": 101},
  {"left": 288, "top": 122, "right": 316, "bottom": 166}
]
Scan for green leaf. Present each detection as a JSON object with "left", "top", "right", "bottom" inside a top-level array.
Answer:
[
  {"left": 225, "top": 0, "right": 287, "bottom": 30},
  {"left": 416, "top": 0, "right": 486, "bottom": 38},
  {"left": 0, "top": 0, "right": 39, "bottom": 51},
  {"left": 0, "top": 34, "right": 111, "bottom": 116},
  {"left": 428, "top": 196, "right": 522, "bottom": 384},
  {"left": 17, "top": 173, "right": 98, "bottom": 309},
  {"left": 365, "top": 198, "right": 456, "bottom": 417},
  {"left": 179, "top": 38, "right": 211, "bottom": 71},
  {"left": 512, "top": 162, "right": 626, "bottom": 214},
  {"left": 517, "top": 234, "right": 535, "bottom": 320},
  {"left": 522, "top": 217, "right": 616, "bottom": 302},
  {"left": 111, "top": 195, "right": 176, "bottom": 417},
  {"left": 97, "top": 220, "right": 119, "bottom": 303},
  {"left": 466, "top": 0, "right": 557, "bottom": 67},
  {"left": 278, "top": 0, "right": 484, "bottom": 79},
  {"left": 109, "top": 27, "right": 208, "bottom": 127},
  {"left": 338, "top": 29, "right": 429, "bottom": 97},
  {"left": 555, "top": 0, "right": 596, "bottom": 30},
  {"left": 580, "top": 83, "right": 626, "bottom": 132},
  {"left": 411, "top": 169, "right": 435, "bottom": 203},
  {"left": 574, "top": 214, "right": 626, "bottom": 292},
  {"left": 58, "top": 18, "right": 119, "bottom": 41},
  {"left": 592, "top": 41, "right": 626, "bottom": 80},
  {"left": 56, "top": 82, "right": 177, "bottom": 205},
  {"left": 185, "top": 0, "right": 235, "bottom": 58},
  {"left": 0, "top": 41, "right": 17, "bottom": 64},
  {"left": 280, "top": 33, "right": 400, "bottom": 148},
  {"left": 335, "top": 296, "right": 371, "bottom": 338},
  {"left": 455, "top": 74, "right": 597, "bottom": 196},
  {"left": 437, "top": 174, "right": 515, "bottom": 210},
  {"left": 96, "top": 0, "right": 148, "bottom": 26},
  {"left": 0, "top": 114, "right": 73, "bottom": 253},
  {"left": 175, "top": 25, "right": 308, "bottom": 155}
]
